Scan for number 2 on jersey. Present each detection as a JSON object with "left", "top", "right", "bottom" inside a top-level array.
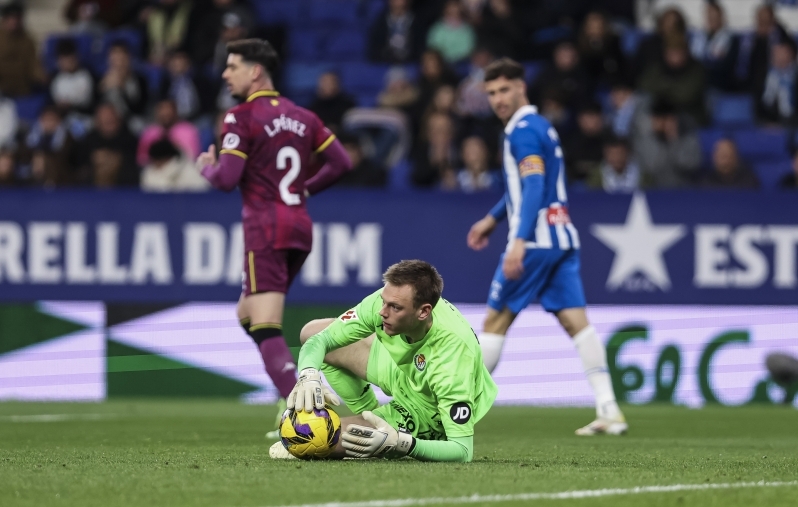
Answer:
[{"left": 276, "top": 146, "right": 301, "bottom": 205}]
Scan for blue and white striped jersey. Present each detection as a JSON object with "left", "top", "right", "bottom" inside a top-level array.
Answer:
[{"left": 501, "top": 105, "right": 580, "bottom": 250}]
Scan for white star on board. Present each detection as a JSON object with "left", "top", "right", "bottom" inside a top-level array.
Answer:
[{"left": 591, "top": 193, "right": 686, "bottom": 291}]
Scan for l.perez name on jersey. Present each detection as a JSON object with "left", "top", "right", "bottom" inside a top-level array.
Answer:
[{"left": 264, "top": 114, "right": 307, "bottom": 138}]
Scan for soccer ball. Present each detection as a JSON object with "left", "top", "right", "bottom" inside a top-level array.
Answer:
[{"left": 279, "top": 405, "right": 341, "bottom": 459}]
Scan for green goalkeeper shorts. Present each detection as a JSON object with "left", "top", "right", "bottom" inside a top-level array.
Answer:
[{"left": 365, "top": 337, "right": 446, "bottom": 441}]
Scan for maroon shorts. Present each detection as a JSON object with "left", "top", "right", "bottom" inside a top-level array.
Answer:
[{"left": 242, "top": 247, "right": 310, "bottom": 296}]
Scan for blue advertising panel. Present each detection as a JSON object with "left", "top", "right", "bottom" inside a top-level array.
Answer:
[{"left": 0, "top": 189, "right": 796, "bottom": 304}]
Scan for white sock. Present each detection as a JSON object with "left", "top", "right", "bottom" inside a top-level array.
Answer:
[
  {"left": 573, "top": 325, "right": 621, "bottom": 419},
  {"left": 479, "top": 333, "right": 505, "bottom": 373}
]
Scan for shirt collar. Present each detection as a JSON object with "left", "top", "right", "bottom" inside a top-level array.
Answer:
[
  {"left": 504, "top": 105, "right": 538, "bottom": 134},
  {"left": 246, "top": 90, "right": 280, "bottom": 102}
]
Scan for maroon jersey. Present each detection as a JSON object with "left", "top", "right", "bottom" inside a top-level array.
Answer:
[{"left": 219, "top": 90, "right": 335, "bottom": 251}]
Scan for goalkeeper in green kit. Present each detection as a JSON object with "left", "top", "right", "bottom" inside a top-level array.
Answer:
[{"left": 269, "top": 260, "right": 497, "bottom": 462}]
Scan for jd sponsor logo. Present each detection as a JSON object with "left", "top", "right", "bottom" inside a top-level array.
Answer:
[{"left": 450, "top": 402, "right": 471, "bottom": 424}]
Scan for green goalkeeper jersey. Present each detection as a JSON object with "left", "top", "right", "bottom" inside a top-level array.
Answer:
[{"left": 298, "top": 289, "right": 498, "bottom": 440}]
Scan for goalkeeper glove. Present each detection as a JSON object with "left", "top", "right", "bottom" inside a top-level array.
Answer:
[
  {"left": 286, "top": 368, "right": 340, "bottom": 412},
  {"left": 341, "top": 411, "right": 415, "bottom": 459}
]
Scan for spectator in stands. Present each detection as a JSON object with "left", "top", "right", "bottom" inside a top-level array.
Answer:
[
  {"left": 0, "top": 149, "right": 16, "bottom": 186},
  {"left": 335, "top": 133, "right": 388, "bottom": 188},
  {"left": 412, "top": 111, "right": 456, "bottom": 187},
  {"left": 455, "top": 47, "right": 493, "bottom": 120},
  {"left": 528, "top": 41, "right": 591, "bottom": 114},
  {"left": 0, "top": 3, "right": 45, "bottom": 97},
  {"left": 309, "top": 72, "right": 356, "bottom": 135},
  {"left": 781, "top": 150, "right": 798, "bottom": 189},
  {"left": 454, "top": 135, "right": 499, "bottom": 193},
  {"left": 755, "top": 39, "right": 798, "bottom": 126},
  {"left": 702, "top": 138, "right": 760, "bottom": 189},
  {"left": 137, "top": 98, "right": 200, "bottom": 167},
  {"left": 562, "top": 102, "right": 606, "bottom": 183},
  {"left": 20, "top": 106, "right": 76, "bottom": 187},
  {"left": 577, "top": 11, "right": 626, "bottom": 88},
  {"left": 144, "top": 0, "right": 193, "bottom": 66},
  {"left": 587, "top": 135, "right": 645, "bottom": 193},
  {"left": 690, "top": 1, "right": 738, "bottom": 92},
  {"left": 605, "top": 79, "right": 642, "bottom": 139},
  {"left": 141, "top": 138, "right": 209, "bottom": 192},
  {"left": 634, "top": 99, "right": 701, "bottom": 189},
  {"left": 740, "top": 3, "right": 790, "bottom": 92},
  {"left": 211, "top": 11, "right": 249, "bottom": 74},
  {"left": 639, "top": 34, "right": 708, "bottom": 125},
  {"left": 474, "top": 0, "right": 523, "bottom": 60},
  {"left": 99, "top": 41, "right": 148, "bottom": 130},
  {"left": 50, "top": 39, "right": 95, "bottom": 118},
  {"left": 77, "top": 102, "right": 139, "bottom": 187},
  {"left": 0, "top": 90, "right": 18, "bottom": 150},
  {"left": 188, "top": 0, "right": 253, "bottom": 66},
  {"left": 539, "top": 88, "right": 572, "bottom": 139},
  {"left": 64, "top": 0, "right": 121, "bottom": 33},
  {"left": 633, "top": 7, "right": 687, "bottom": 79},
  {"left": 378, "top": 66, "right": 420, "bottom": 115},
  {"left": 426, "top": 0, "right": 476, "bottom": 63},
  {"left": 368, "top": 0, "right": 424, "bottom": 64},
  {"left": 159, "top": 51, "right": 212, "bottom": 122},
  {"left": 416, "top": 49, "right": 459, "bottom": 122}
]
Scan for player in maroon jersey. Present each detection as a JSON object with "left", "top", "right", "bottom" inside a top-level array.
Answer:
[{"left": 197, "top": 39, "right": 351, "bottom": 433}]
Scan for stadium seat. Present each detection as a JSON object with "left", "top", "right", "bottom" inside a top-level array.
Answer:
[
  {"left": 43, "top": 33, "right": 95, "bottom": 73},
  {"left": 753, "top": 160, "right": 791, "bottom": 189},
  {"left": 253, "top": 0, "right": 304, "bottom": 25},
  {"left": 325, "top": 31, "right": 367, "bottom": 60},
  {"left": 621, "top": 29, "right": 644, "bottom": 57},
  {"left": 285, "top": 62, "right": 335, "bottom": 95},
  {"left": 308, "top": 0, "right": 359, "bottom": 26},
  {"left": 101, "top": 29, "right": 144, "bottom": 59},
  {"left": 340, "top": 62, "right": 390, "bottom": 94},
  {"left": 698, "top": 128, "right": 726, "bottom": 166},
  {"left": 288, "top": 29, "right": 322, "bottom": 60},
  {"left": 523, "top": 62, "right": 543, "bottom": 84},
  {"left": 139, "top": 64, "right": 164, "bottom": 96},
  {"left": 14, "top": 94, "right": 48, "bottom": 123},
  {"left": 732, "top": 128, "right": 788, "bottom": 162},
  {"left": 712, "top": 94, "right": 754, "bottom": 127}
]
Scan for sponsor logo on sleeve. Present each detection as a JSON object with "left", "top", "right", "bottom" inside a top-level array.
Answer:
[
  {"left": 413, "top": 353, "right": 426, "bottom": 372},
  {"left": 222, "top": 133, "right": 240, "bottom": 149},
  {"left": 339, "top": 309, "right": 358, "bottom": 321},
  {"left": 224, "top": 113, "right": 236, "bottom": 124},
  {"left": 450, "top": 402, "right": 472, "bottom": 424},
  {"left": 519, "top": 155, "right": 544, "bottom": 176}
]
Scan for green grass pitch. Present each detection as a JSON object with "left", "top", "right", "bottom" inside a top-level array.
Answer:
[{"left": 1, "top": 401, "right": 797, "bottom": 507}]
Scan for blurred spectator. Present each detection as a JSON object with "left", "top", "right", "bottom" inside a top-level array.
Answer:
[
  {"left": 189, "top": 0, "right": 253, "bottom": 66},
  {"left": 309, "top": 72, "right": 356, "bottom": 134},
  {"left": 528, "top": 41, "right": 591, "bottom": 114},
  {"left": 605, "top": 79, "right": 642, "bottom": 139},
  {"left": 587, "top": 135, "right": 645, "bottom": 193},
  {"left": 0, "top": 90, "right": 18, "bottom": 149},
  {"left": 740, "top": 3, "right": 790, "bottom": 92},
  {"left": 475, "top": 0, "right": 523, "bottom": 60},
  {"left": 634, "top": 100, "right": 701, "bottom": 189},
  {"left": 368, "top": 0, "right": 424, "bottom": 64},
  {"left": 378, "top": 66, "right": 420, "bottom": 114},
  {"left": 159, "top": 51, "right": 213, "bottom": 122},
  {"left": 145, "top": 0, "right": 193, "bottom": 66},
  {"left": 64, "top": 0, "right": 121, "bottom": 33},
  {"left": 755, "top": 39, "right": 798, "bottom": 126},
  {"left": 138, "top": 99, "right": 201, "bottom": 167},
  {"left": 336, "top": 133, "right": 388, "bottom": 188},
  {"left": 638, "top": 34, "right": 708, "bottom": 125},
  {"left": 211, "top": 11, "right": 249, "bottom": 74},
  {"left": 412, "top": 112, "right": 456, "bottom": 187},
  {"left": 690, "top": 1, "right": 738, "bottom": 92},
  {"left": 416, "top": 49, "right": 460, "bottom": 120},
  {"left": 633, "top": 7, "right": 687, "bottom": 79},
  {"left": 781, "top": 150, "right": 798, "bottom": 189},
  {"left": 0, "top": 149, "right": 16, "bottom": 186},
  {"left": 141, "top": 138, "right": 209, "bottom": 192},
  {"left": 455, "top": 47, "right": 493, "bottom": 120},
  {"left": 77, "top": 103, "right": 139, "bottom": 187},
  {"left": 577, "top": 11, "right": 626, "bottom": 87},
  {"left": 19, "top": 106, "right": 76, "bottom": 187},
  {"left": 426, "top": 0, "right": 476, "bottom": 63},
  {"left": 701, "top": 138, "right": 760, "bottom": 189},
  {"left": 0, "top": 3, "right": 45, "bottom": 97},
  {"left": 50, "top": 39, "right": 95, "bottom": 117},
  {"left": 539, "top": 89, "right": 572, "bottom": 138},
  {"left": 99, "top": 41, "right": 148, "bottom": 128},
  {"left": 562, "top": 102, "right": 605, "bottom": 182},
  {"left": 455, "top": 135, "right": 499, "bottom": 192}
]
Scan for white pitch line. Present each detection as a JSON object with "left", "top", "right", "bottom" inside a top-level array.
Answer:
[
  {"left": 0, "top": 413, "right": 115, "bottom": 423},
  {"left": 267, "top": 480, "right": 798, "bottom": 507}
]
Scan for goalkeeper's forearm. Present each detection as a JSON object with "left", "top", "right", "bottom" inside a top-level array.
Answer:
[
  {"left": 297, "top": 329, "right": 335, "bottom": 371},
  {"left": 408, "top": 436, "right": 473, "bottom": 462}
]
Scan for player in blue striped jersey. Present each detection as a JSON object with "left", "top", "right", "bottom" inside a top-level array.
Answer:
[{"left": 467, "top": 58, "right": 627, "bottom": 435}]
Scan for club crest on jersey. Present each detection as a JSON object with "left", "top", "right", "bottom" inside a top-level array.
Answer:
[
  {"left": 519, "top": 155, "right": 544, "bottom": 176},
  {"left": 414, "top": 353, "right": 426, "bottom": 372},
  {"left": 224, "top": 113, "right": 236, "bottom": 124},
  {"left": 222, "top": 133, "right": 240, "bottom": 149},
  {"left": 339, "top": 309, "right": 358, "bottom": 322}
]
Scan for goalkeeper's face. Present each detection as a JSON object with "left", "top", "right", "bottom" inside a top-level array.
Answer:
[
  {"left": 485, "top": 76, "right": 526, "bottom": 123},
  {"left": 379, "top": 283, "right": 432, "bottom": 337}
]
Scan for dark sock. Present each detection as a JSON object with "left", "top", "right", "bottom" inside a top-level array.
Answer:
[{"left": 249, "top": 324, "right": 297, "bottom": 399}]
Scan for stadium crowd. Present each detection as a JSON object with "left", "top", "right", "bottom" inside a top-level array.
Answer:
[{"left": 0, "top": 0, "right": 797, "bottom": 192}]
